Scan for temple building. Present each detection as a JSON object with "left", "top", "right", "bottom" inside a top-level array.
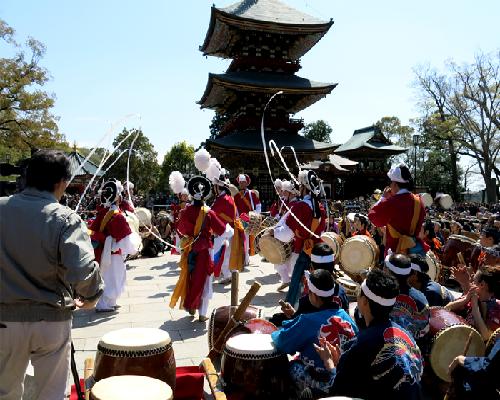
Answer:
[{"left": 199, "top": 0, "right": 337, "bottom": 203}]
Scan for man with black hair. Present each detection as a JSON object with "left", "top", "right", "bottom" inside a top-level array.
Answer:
[
  {"left": 316, "top": 269, "right": 423, "bottom": 400},
  {"left": 384, "top": 253, "right": 430, "bottom": 340},
  {"left": 269, "top": 243, "right": 349, "bottom": 327},
  {"left": 272, "top": 269, "right": 358, "bottom": 398},
  {"left": 408, "top": 254, "right": 453, "bottom": 307},
  {"left": 368, "top": 163, "right": 426, "bottom": 255},
  {"left": 352, "top": 213, "right": 371, "bottom": 237},
  {"left": 0, "top": 150, "right": 104, "bottom": 400}
]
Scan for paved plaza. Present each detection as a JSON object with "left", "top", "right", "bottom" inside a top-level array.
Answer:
[{"left": 72, "top": 252, "right": 285, "bottom": 380}]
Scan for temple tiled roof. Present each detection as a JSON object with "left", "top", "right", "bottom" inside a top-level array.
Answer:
[
  {"left": 334, "top": 126, "right": 406, "bottom": 155},
  {"left": 200, "top": 0, "right": 333, "bottom": 59},
  {"left": 301, "top": 154, "right": 358, "bottom": 172},
  {"left": 206, "top": 131, "right": 338, "bottom": 152},
  {"left": 67, "top": 151, "right": 103, "bottom": 177},
  {"left": 199, "top": 71, "right": 337, "bottom": 113}
]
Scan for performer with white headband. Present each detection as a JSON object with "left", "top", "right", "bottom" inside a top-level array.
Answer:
[
  {"left": 368, "top": 163, "right": 425, "bottom": 255},
  {"left": 270, "top": 243, "right": 349, "bottom": 327},
  {"left": 89, "top": 179, "right": 141, "bottom": 312},
  {"left": 273, "top": 180, "right": 300, "bottom": 291},
  {"left": 272, "top": 269, "right": 358, "bottom": 398},
  {"left": 407, "top": 254, "right": 453, "bottom": 307},
  {"left": 273, "top": 169, "right": 326, "bottom": 307},
  {"left": 314, "top": 268, "right": 423, "bottom": 399},
  {"left": 269, "top": 178, "right": 284, "bottom": 220},
  {"left": 169, "top": 174, "right": 232, "bottom": 322},
  {"left": 383, "top": 252, "right": 430, "bottom": 340},
  {"left": 234, "top": 173, "right": 261, "bottom": 265}
]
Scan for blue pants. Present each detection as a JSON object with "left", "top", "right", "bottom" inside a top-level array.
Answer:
[{"left": 285, "top": 251, "right": 310, "bottom": 308}]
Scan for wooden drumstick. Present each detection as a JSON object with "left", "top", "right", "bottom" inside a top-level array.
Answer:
[
  {"left": 201, "top": 358, "right": 227, "bottom": 400},
  {"left": 230, "top": 270, "right": 239, "bottom": 310},
  {"left": 83, "top": 357, "right": 94, "bottom": 400},
  {"left": 457, "top": 252, "right": 466, "bottom": 266},
  {"left": 208, "top": 281, "right": 261, "bottom": 360}
]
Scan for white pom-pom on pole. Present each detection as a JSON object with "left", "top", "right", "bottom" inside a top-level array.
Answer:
[
  {"left": 194, "top": 148, "right": 211, "bottom": 173},
  {"left": 205, "top": 158, "right": 221, "bottom": 182},
  {"left": 169, "top": 171, "right": 186, "bottom": 194}
]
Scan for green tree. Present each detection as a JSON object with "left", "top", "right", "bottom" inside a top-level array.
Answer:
[
  {"left": 375, "top": 116, "right": 414, "bottom": 165},
  {"left": 158, "top": 141, "right": 195, "bottom": 193},
  {"left": 0, "top": 19, "right": 65, "bottom": 161},
  {"left": 104, "top": 128, "right": 160, "bottom": 193},
  {"left": 302, "top": 120, "right": 332, "bottom": 143},
  {"left": 78, "top": 146, "right": 107, "bottom": 166},
  {"left": 209, "top": 112, "right": 230, "bottom": 139}
]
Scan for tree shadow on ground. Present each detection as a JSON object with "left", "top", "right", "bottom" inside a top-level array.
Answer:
[{"left": 134, "top": 275, "right": 154, "bottom": 281}]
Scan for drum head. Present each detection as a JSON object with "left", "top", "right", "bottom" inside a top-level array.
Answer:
[
  {"left": 430, "top": 325, "right": 485, "bottom": 382},
  {"left": 99, "top": 328, "right": 171, "bottom": 352},
  {"left": 321, "top": 232, "right": 343, "bottom": 258},
  {"left": 340, "top": 236, "right": 376, "bottom": 274},
  {"left": 258, "top": 234, "right": 289, "bottom": 264},
  {"left": 420, "top": 193, "right": 433, "bottom": 208},
  {"left": 244, "top": 318, "right": 277, "bottom": 334},
  {"left": 485, "top": 327, "right": 500, "bottom": 355},
  {"left": 225, "top": 333, "right": 276, "bottom": 356},
  {"left": 448, "top": 234, "right": 477, "bottom": 246},
  {"left": 91, "top": 375, "right": 172, "bottom": 400},
  {"left": 135, "top": 207, "right": 152, "bottom": 227},
  {"left": 425, "top": 251, "right": 439, "bottom": 281},
  {"left": 439, "top": 194, "right": 453, "bottom": 210}
]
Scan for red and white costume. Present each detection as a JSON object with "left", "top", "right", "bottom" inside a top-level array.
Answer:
[
  {"left": 368, "top": 189, "right": 425, "bottom": 255},
  {"left": 90, "top": 205, "right": 140, "bottom": 310}
]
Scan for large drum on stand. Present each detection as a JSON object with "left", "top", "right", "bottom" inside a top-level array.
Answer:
[
  {"left": 93, "top": 328, "right": 176, "bottom": 391},
  {"left": 428, "top": 307, "right": 485, "bottom": 382},
  {"left": 245, "top": 211, "right": 263, "bottom": 236},
  {"left": 221, "top": 333, "right": 290, "bottom": 399},
  {"left": 339, "top": 236, "right": 379, "bottom": 282},
  {"left": 441, "top": 234, "right": 477, "bottom": 272},
  {"left": 90, "top": 375, "right": 172, "bottom": 400},
  {"left": 208, "top": 305, "right": 262, "bottom": 349}
]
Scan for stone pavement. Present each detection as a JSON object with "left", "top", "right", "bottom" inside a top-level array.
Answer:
[{"left": 72, "top": 252, "right": 285, "bottom": 380}]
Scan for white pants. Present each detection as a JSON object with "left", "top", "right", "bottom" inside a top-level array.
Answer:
[
  {"left": 199, "top": 275, "right": 213, "bottom": 317},
  {"left": 97, "top": 254, "right": 126, "bottom": 310},
  {"left": 275, "top": 253, "right": 299, "bottom": 284},
  {"left": 0, "top": 320, "right": 72, "bottom": 400}
]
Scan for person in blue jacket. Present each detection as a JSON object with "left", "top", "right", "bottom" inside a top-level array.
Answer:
[{"left": 271, "top": 269, "right": 358, "bottom": 398}]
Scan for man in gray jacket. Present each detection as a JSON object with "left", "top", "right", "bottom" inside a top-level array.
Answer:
[{"left": 0, "top": 150, "right": 104, "bottom": 400}]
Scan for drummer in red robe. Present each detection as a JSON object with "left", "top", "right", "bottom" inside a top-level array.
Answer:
[
  {"left": 210, "top": 168, "right": 245, "bottom": 284},
  {"left": 274, "top": 170, "right": 326, "bottom": 307},
  {"left": 234, "top": 173, "right": 261, "bottom": 265},
  {"left": 170, "top": 188, "right": 190, "bottom": 255},
  {"left": 89, "top": 179, "right": 141, "bottom": 312},
  {"left": 169, "top": 175, "right": 232, "bottom": 321},
  {"left": 119, "top": 180, "right": 135, "bottom": 213},
  {"left": 270, "top": 178, "right": 284, "bottom": 220},
  {"left": 368, "top": 163, "right": 425, "bottom": 255}
]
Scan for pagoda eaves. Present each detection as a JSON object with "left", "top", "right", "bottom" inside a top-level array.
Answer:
[{"left": 200, "top": 0, "right": 333, "bottom": 60}]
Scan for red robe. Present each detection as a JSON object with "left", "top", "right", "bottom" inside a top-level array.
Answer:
[
  {"left": 177, "top": 204, "right": 226, "bottom": 309},
  {"left": 89, "top": 207, "right": 132, "bottom": 263},
  {"left": 211, "top": 193, "right": 237, "bottom": 228},
  {"left": 270, "top": 198, "right": 288, "bottom": 218},
  {"left": 234, "top": 189, "right": 260, "bottom": 214},
  {"left": 171, "top": 200, "right": 188, "bottom": 255},
  {"left": 286, "top": 198, "right": 326, "bottom": 254},
  {"left": 368, "top": 192, "right": 425, "bottom": 254},
  {"left": 119, "top": 199, "right": 135, "bottom": 213}
]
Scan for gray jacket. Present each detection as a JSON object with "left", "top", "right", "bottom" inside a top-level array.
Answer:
[{"left": 0, "top": 188, "right": 104, "bottom": 321}]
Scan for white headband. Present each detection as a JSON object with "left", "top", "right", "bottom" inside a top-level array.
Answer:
[
  {"left": 305, "top": 271, "right": 336, "bottom": 297},
  {"left": 410, "top": 263, "right": 421, "bottom": 272},
  {"left": 387, "top": 165, "right": 410, "bottom": 183},
  {"left": 361, "top": 280, "right": 396, "bottom": 307},
  {"left": 385, "top": 253, "right": 411, "bottom": 276},
  {"left": 311, "top": 254, "right": 335, "bottom": 264}
]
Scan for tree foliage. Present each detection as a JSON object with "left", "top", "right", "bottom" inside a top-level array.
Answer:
[
  {"left": 104, "top": 128, "right": 160, "bottom": 194},
  {"left": 0, "top": 19, "right": 65, "bottom": 161},
  {"left": 302, "top": 120, "right": 332, "bottom": 143},
  {"left": 158, "top": 141, "right": 195, "bottom": 193},
  {"left": 414, "top": 51, "right": 500, "bottom": 202},
  {"left": 209, "top": 112, "right": 230, "bottom": 139},
  {"left": 375, "top": 116, "right": 414, "bottom": 165}
]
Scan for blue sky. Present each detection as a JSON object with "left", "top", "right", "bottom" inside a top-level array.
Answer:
[{"left": 1, "top": 0, "right": 499, "bottom": 171}]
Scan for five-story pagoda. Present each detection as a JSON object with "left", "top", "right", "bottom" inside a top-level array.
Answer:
[{"left": 199, "top": 0, "right": 338, "bottom": 203}]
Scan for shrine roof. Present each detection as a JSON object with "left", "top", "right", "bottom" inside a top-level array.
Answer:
[
  {"left": 301, "top": 154, "right": 359, "bottom": 172},
  {"left": 200, "top": 0, "right": 333, "bottom": 59},
  {"left": 199, "top": 71, "right": 337, "bottom": 112},
  {"left": 67, "top": 151, "right": 103, "bottom": 177},
  {"left": 334, "top": 125, "right": 407, "bottom": 155},
  {"left": 206, "top": 131, "right": 338, "bottom": 153}
]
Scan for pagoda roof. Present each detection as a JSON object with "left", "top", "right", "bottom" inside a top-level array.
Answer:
[
  {"left": 200, "top": 0, "right": 333, "bottom": 59},
  {"left": 199, "top": 71, "right": 337, "bottom": 113},
  {"left": 334, "top": 125, "right": 407, "bottom": 156},
  {"left": 206, "top": 131, "right": 338, "bottom": 153},
  {"left": 67, "top": 151, "right": 103, "bottom": 177}
]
